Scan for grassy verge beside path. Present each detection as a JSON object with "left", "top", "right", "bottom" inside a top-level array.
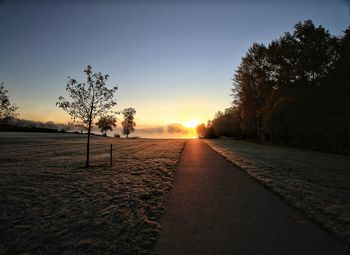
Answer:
[
  {"left": 0, "top": 132, "right": 185, "bottom": 254},
  {"left": 205, "top": 138, "right": 350, "bottom": 244}
]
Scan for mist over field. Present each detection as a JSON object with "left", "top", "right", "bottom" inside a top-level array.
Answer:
[
  {"left": 126, "top": 123, "right": 195, "bottom": 139},
  {"left": 2, "top": 118, "right": 196, "bottom": 138}
]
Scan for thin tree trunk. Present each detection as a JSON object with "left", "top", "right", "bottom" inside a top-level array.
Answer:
[
  {"left": 86, "top": 123, "right": 91, "bottom": 168},
  {"left": 86, "top": 81, "right": 95, "bottom": 168}
]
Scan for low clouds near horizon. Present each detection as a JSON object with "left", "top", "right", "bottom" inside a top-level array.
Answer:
[
  {"left": 4, "top": 118, "right": 194, "bottom": 137},
  {"left": 135, "top": 123, "right": 191, "bottom": 135}
]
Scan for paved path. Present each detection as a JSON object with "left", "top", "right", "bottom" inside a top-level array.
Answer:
[{"left": 155, "top": 140, "right": 348, "bottom": 255}]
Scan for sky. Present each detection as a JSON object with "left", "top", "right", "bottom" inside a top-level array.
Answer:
[{"left": 0, "top": 0, "right": 349, "bottom": 137}]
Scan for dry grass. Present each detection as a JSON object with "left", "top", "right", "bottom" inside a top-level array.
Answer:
[
  {"left": 0, "top": 132, "right": 185, "bottom": 254},
  {"left": 205, "top": 138, "right": 350, "bottom": 244}
]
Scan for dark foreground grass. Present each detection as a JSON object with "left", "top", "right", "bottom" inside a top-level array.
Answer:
[
  {"left": 206, "top": 139, "right": 350, "bottom": 244},
  {"left": 0, "top": 132, "right": 185, "bottom": 254}
]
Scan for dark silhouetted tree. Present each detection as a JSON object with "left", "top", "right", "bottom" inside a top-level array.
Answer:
[
  {"left": 260, "top": 20, "right": 339, "bottom": 146},
  {"left": 195, "top": 121, "right": 216, "bottom": 139},
  {"left": 96, "top": 115, "right": 117, "bottom": 136},
  {"left": 233, "top": 43, "right": 270, "bottom": 138},
  {"left": 0, "top": 82, "right": 18, "bottom": 123},
  {"left": 56, "top": 65, "right": 118, "bottom": 167},
  {"left": 121, "top": 107, "right": 136, "bottom": 138},
  {"left": 210, "top": 20, "right": 350, "bottom": 153},
  {"left": 196, "top": 123, "right": 206, "bottom": 138},
  {"left": 211, "top": 107, "right": 242, "bottom": 138}
]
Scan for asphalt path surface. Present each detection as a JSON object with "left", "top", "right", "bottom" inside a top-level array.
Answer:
[{"left": 155, "top": 140, "right": 348, "bottom": 255}]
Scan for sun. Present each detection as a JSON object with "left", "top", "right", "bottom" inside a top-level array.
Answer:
[{"left": 183, "top": 119, "right": 200, "bottom": 129}]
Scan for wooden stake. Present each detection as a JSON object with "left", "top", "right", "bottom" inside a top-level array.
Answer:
[{"left": 110, "top": 144, "right": 113, "bottom": 167}]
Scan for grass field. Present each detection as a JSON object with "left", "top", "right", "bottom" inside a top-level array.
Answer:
[
  {"left": 0, "top": 132, "right": 185, "bottom": 254},
  {"left": 205, "top": 138, "right": 350, "bottom": 244}
]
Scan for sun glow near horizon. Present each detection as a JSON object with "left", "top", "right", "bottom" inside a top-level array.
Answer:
[
  {"left": 180, "top": 118, "right": 200, "bottom": 138},
  {"left": 182, "top": 119, "right": 200, "bottom": 129}
]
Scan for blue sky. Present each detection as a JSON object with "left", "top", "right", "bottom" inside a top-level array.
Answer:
[{"left": 0, "top": 0, "right": 349, "bottom": 128}]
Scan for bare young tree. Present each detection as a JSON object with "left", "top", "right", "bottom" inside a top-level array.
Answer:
[
  {"left": 121, "top": 107, "right": 136, "bottom": 138},
  {"left": 96, "top": 115, "right": 117, "bottom": 136},
  {"left": 56, "top": 65, "right": 118, "bottom": 167},
  {"left": 0, "top": 82, "right": 18, "bottom": 123}
]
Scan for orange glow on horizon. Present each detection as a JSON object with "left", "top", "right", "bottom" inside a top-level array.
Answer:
[
  {"left": 17, "top": 106, "right": 207, "bottom": 139},
  {"left": 182, "top": 119, "right": 200, "bottom": 129}
]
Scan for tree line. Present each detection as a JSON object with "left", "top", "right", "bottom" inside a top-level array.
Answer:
[{"left": 198, "top": 20, "right": 350, "bottom": 154}]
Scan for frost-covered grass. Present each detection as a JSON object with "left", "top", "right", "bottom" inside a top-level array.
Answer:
[
  {"left": 0, "top": 132, "right": 185, "bottom": 254},
  {"left": 205, "top": 138, "right": 350, "bottom": 244}
]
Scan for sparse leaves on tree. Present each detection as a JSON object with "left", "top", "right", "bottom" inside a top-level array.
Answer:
[{"left": 56, "top": 65, "right": 118, "bottom": 167}]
